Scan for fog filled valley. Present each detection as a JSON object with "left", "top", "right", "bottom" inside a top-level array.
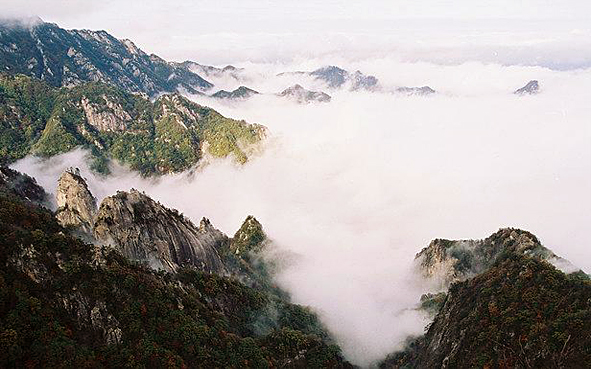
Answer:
[
  {"left": 1, "top": 1, "right": 591, "bottom": 368},
  {"left": 10, "top": 59, "right": 591, "bottom": 365}
]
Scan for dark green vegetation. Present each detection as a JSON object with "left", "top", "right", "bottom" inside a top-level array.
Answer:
[
  {"left": 0, "top": 18, "right": 212, "bottom": 96},
  {"left": 0, "top": 74, "right": 265, "bottom": 174},
  {"left": 0, "top": 168, "right": 352, "bottom": 368},
  {"left": 381, "top": 253, "right": 591, "bottom": 368}
]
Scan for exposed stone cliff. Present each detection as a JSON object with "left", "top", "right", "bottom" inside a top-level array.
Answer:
[
  {"left": 55, "top": 168, "right": 97, "bottom": 234},
  {"left": 93, "top": 189, "right": 227, "bottom": 273}
]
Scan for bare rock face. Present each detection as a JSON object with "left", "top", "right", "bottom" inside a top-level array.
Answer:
[
  {"left": 55, "top": 168, "right": 97, "bottom": 234},
  {"left": 415, "top": 228, "right": 555, "bottom": 289},
  {"left": 93, "top": 189, "right": 227, "bottom": 273},
  {"left": 80, "top": 96, "right": 132, "bottom": 132}
]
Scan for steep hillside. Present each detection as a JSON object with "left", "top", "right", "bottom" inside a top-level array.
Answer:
[
  {"left": 0, "top": 74, "right": 266, "bottom": 173},
  {"left": 0, "top": 18, "right": 212, "bottom": 96},
  {"left": 382, "top": 254, "right": 590, "bottom": 368},
  {"left": 381, "top": 230, "right": 590, "bottom": 368}
]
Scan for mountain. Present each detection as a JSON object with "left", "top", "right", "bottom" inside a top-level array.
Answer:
[
  {"left": 0, "top": 74, "right": 266, "bottom": 174},
  {"left": 55, "top": 168, "right": 282, "bottom": 292},
  {"left": 514, "top": 80, "right": 540, "bottom": 95},
  {"left": 380, "top": 229, "right": 590, "bottom": 368},
  {"left": 179, "top": 61, "right": 245, "bottom": 82},
  {"left": 394, "top": 86, "right": 436, "bottom": 96},
  {"left": 280, "top": 66, "right": 379, "bottom": 91},
  {"left": 278, "top": 84, "right": 331, "bottom": 103},
  {"left": 212, "top": 86, "right": 259, "bottom": 100},
  {"left": 0, "top": 166, "right": 354, "bottom": 368},
  {"left": 414, "top": 228, "right": 569, "bottom": 289},
  {"left": 0, "top": 18, "right": 212, "bottom": 96}
]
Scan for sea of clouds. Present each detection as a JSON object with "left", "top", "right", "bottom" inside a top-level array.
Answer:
[{"left": 12, "top": 57, "right": 591, "bottom": 366}]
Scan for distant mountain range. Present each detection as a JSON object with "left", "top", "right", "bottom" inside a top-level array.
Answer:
[
  {"left": 0, "top": 18, "right": 213, "bottom": 96},
  {"left": 279, "top": 65, "right": 379, "bottom": 91}
]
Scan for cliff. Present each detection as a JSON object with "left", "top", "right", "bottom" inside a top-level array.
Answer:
[
  {"left": 94, "top": 189, "right": 227, "bottom": 273},
  {"left": 55, "top": 168, "right": 97, "bottom": 234}
]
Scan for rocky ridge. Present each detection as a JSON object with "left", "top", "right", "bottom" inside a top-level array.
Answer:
[
  {"left": 94, "top": 189, "right": 227, "bottom": 273},
  {"left": 394, "top": 86, "right": 436, "bottom": 96},
  {"left": 380, "top": 229, "right": 590, "bottom": 368},
  {"left": 279, "top": 65, "right": 379, "bottom": 91},
  {"left": 414, "top": 228, "right": 563, "bottom": 289}
]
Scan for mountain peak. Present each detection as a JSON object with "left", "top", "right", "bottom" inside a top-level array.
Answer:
[
  {"left": 415, "top": 228, "right": 557, "bottom": 288},
  {"left": 514, "top": 80, "right": 540, "bottom": 95},
  {"left": 55, "top": 168, "right": 97, "bottom": 235},
  {"left": 231, "top": 215, "right": 266, "bottom": 255}
]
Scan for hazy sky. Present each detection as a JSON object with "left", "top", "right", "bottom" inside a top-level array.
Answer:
[{"left": 2, "top": 0, "right": 591, "bottom": 67}]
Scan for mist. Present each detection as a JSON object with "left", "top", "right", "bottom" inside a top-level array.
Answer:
[{"left": 12, "top": 58, "right": 591, "bottom": 366}]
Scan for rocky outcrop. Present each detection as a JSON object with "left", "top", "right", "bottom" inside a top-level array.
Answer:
[
  {"left": 80, "top": 96, "right": 132, "bottom": 132},
  {"left": 55, "top": 168, "right": 97, "bottom": 234},
  {"left": 415, "top": 228, "right": 556, "bottom": 289},
  {"left": 349, "top": 70, "right": 379, "bottom": 91},
  {"left": 212, "top": 86, "right": 259, "bottom": 100},
  {"left": 278, "top": 84, "right": 331, "bottom": 103},
  {"left": 382, "top": 255, "right": 591, "bottom": 369},
  {"left": 93, "top": 189, "right": 227, "bottom": 273},
  {"left": 514, "top": 80, "right": 540, "bottom": 95}
]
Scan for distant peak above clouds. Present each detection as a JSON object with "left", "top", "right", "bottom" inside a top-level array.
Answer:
[{"left": 279, "top": 65, "right": 380, "bottom": 91}]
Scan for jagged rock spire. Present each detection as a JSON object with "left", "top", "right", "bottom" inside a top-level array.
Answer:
[{"left": 55, "top": 168, "right": 97, "bottom": 235}]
